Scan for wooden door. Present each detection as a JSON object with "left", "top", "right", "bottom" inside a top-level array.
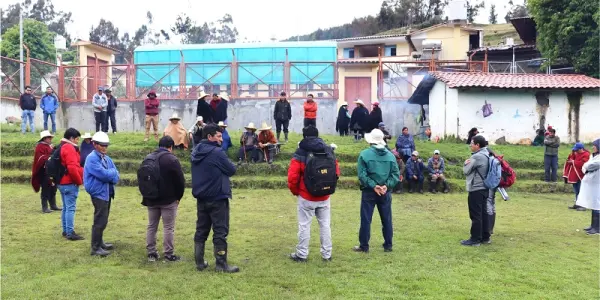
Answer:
[
  {"left": 345, "top": 77, "right": 372, "bottom": 112},
  {"left": 86, "top": 56, "right": 109, "bottom": 100}
]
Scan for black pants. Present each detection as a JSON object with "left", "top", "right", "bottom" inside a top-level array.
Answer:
[
  {"left": 339, "top": 128, "right": 349, "bottom": 136},
  {"left": 107, "top": 111, "right": 117, "bottom": 133},
  {"left": 39, "top": 172, "right": 57, "bottom": 208},
  {"left": 91, "top": 198, "right": 111, "bottom": 250},
  {"left": 468, "top": 190, "right": 490, "bottom": 242},
  {"left": 359, "top": 190, "right": 393, "bottom": 250},
  {"left": 303, "top": 118, "right": 316, "bottom": 128},
  {"left": 95, "top": 111, "right": 108, "bottom": 132},
  {"left": 194, "top": 199, "right": 230, "bottom": 251},
  {"left": 275, "top": 119, "right": 289, "bottom": 134}
]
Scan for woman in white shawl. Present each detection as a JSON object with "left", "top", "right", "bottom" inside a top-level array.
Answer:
[{"left": 575, "top": 139, "right": 600, "bottom": 235}]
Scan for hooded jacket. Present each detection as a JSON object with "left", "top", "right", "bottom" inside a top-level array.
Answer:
[
  {"left": 463, "top": 147, "right": 490, "bottom": 192},
  {"left": 221, "top": 128, "right": 232, "bottom": 151},
  {"left": 350, "top": 106, "right": 369, "bottom": 130},
  {"left": 274, "top": 99, "right": 292, "bottom": 121},
  {"left": 563, "top": 150, "right": 591, "bottom": 183},
  {"left": 145, "top": 93, "right": 160, "bottom": 115},
  {"left": 83, "top": 151, "right": 120, "bottom": 202},
  {"left": 303, "top": 101, "right": 317, "bottom": 119},
  {"left": 191, "top": 140, "right": 236, "bottom": 201},
  {"left": 357, "top": 145, "right": 400, "bottom": 191},
  {"left": 31, "top": 141, "right": 53, "bottom": 192},
  {"left": 395, "top": 133, "right": 415, "bottom": 156},
  {"left": 40, "top": 94, "right": 59, "bottom": 114},
  {"left": 336, "top": 105, "right": 350, "bottom": 132},
  {"left": 197, "top": 98, "right": 213, "bottom": 123},
  {"left": 59, "top": 139, "right": 84, "bottom": 186},
  {"left": 287, "top": 137, "right": 340, "bottom": 201}
]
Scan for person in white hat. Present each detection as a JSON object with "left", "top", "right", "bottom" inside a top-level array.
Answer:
[
  {"left": 353, "top": 129, "right": 400, "bottom": 253},
  {"left": 210, "top": 93, "right": 229, "bottom": 124},
  {"left": 406, "top": 150, "right": 425, "bottom": 193},
  {"left": 427, "top": 150, "right": 449, "bottom": 193},
  {"left": 80, "top": 132, "right": 94, "bottom": 167},
  {"left": 32, "top": 130, "right": 60, "bottom": 213},
  {"left": 188, "top": 116, "right": 205, "bottom": 149},
  {"left": 83, "top": 131, "right": 120, "bottom": 257},
  {"left": 336, "top": 102, "right": 351, "bottom": 136},
  {"left": 217, "top": 121, "right": 232, "bottom": 152},
  {"left": 163, "top": 113, "right": 189, "bottom": 150},
  {"left": 196, "top": 91, "right": 213, "bottom": 124},
  {"left": 257, "top": 122, "right": 278, "bottom": 164},
  {"left": 350, "top": 99, "right": 369, "bottom": 142},
  {"left": 238, "top": 122, "right": 258, "bottom": 165}
]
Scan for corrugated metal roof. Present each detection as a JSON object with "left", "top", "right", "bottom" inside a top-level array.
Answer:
[
  {"left": 467, "top": 44, "right": 537, "bottom": 53},
  {"left": 430, "top": 72, "right": 600, "bottom": 89},
  {"left": 338, "top": 59, "right": 379, "bottom": 64},
  {"left": 335, "top": 33, "right": 407, "bottom": 42},
  {"left": 134, "top": 41, "right": 337, "bottom": 52}
]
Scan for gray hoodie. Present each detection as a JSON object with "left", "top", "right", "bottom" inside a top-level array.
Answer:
[{"left": 463, "top": 147, "right": 490, "bottom": 192}]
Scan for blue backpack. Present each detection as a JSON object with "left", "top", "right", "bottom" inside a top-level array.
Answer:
[{"left": 477, "top": 155, "right": 502, "bottom": 189}]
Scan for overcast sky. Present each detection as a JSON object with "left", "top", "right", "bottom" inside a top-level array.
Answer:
[{"left": 3, "top": 0, "right": 511, "bottom": 42}]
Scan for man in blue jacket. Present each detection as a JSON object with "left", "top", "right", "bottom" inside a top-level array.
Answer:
[
  {"left": 191, "top": 124, "right": 239, "bottom": 273},
  {"left": 40, "top": 87, "right": 59, "bottom": 133},
  {"left": 84, "top": 132, "right": 120, "bottom": 257}
]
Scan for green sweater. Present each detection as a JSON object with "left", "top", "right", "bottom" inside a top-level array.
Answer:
[{"left": 357, "top": 146, "right": 400, "bottom": 190}]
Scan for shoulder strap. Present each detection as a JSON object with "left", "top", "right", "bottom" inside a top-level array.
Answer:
[{"left": 474, "top": 153, "right": 491, "bottom": 180}]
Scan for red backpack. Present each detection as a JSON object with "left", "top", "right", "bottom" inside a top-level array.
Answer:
[{"left": 496, "top": 155, "right": 516, "bottom": 188}]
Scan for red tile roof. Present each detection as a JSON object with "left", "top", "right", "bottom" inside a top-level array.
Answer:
[{"left": 430, "top": 72, "right": 600, "bottom": 89}]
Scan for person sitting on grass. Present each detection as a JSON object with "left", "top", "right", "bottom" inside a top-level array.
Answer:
[
  {"left": 532, "top": 129, "right": 545, "bottom": 146},
  {"left": 163, "top": 113, "right": 189, "bottom": 150},
  {"left": 238, "top": 122, "right": 258, "bottom": 165},
  {"left": 406, "top": 151, "right": 425, "bottom": 194},
  {"left": 427, "top": 150, "right": 449, "bottom": 194},
  {"left": 188, "top": 116, "right": 205, "bottom": 149},
  {"left": 378, "top": 122, "right": 392, "bottom": 145},
  {"left": 257, "top": 122, "right": 278, "bottom": 164},
  {"left": 218, "top": 121, "right": 232, "bottom": 152}
]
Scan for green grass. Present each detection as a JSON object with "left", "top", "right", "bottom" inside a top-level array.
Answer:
[{"left": 1, "top": 185, "right": 598, "bottom": 299}]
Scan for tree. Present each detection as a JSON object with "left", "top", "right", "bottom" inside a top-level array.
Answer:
[
  {"left": 529, "top": 0, "right": 599, "bottom": 78},
  {"left": 1, "top": 19, "right": 56, "bottom": 85},
  {"left": 1, "top": 0, "right": 72, "bottom": 44},
  {"left": 488, "top": 4, "right": 498, "bottom": 24},
  {"left": 466, "top": 1, "right": 485, "bottom": 23},
  {"left": 505, "top": 0, "right": 528, "bottom": 22},
  {"left": 89, "top": 19, "right": 122, "bottom": 49},
  {"left": 171, "top": 13, "right": 238, "bottom": 44}
]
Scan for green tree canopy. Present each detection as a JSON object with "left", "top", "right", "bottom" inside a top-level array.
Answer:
[{"left": 529, "top": 0, "right": 599, "bottom": 77}]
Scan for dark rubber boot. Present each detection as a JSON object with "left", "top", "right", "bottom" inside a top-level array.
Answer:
[
  {"left": 215, "top": 249, "right": 239, "bottom": 273},
  {"left": 41, "top": 198, "right": 51, "bottom": 213},
  {"left": 418, "top": 181, "right": 424, "bottom": 194},
  {"left": 49, "top": 196, "right": 61, "bottom": 210},
  {"left": 90, "top": 247, "right": 111, "bottom": 257},
  {"left": 408, "top": 181, "right": 415, "bottom": 193},
  {"left": 276, "top": 132, "right": 281, "bottom": 141},
  {"left": 195, "top": 242, "right": 209, "bottom": 271},
  {"left": 584, "top": 212, "right": 594, "bottom": 231},
  {"left": 442, "top": 181, "right": 450, "bottom": 193},
  {"left": 429, "top": 182, "right": 436, "bottom": 194},
  {"left": 284, "top": 133, "right": 288, "bottom": 143},
  {"left": 489, "top": 213, "right": 496, "bottom": 235}
]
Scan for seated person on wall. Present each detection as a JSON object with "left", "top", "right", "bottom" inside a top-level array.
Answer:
[
  {"left": 238, "top": 122, "right": 259, "bottom": 165},
  {"left": 218, "top": 121, "right": 232, "bottom": 152},
  {"left": 378, "top": 122, "right": 392, "bottom": 146},
  {"left": 532, "top": 129, "right": 545, "bottom": 146},
  {"left": 188, "top": 116, "right": 205, "bottom": 149},
  {"left": 427, "top": 150, "right": 449, "bottom": 193},
  {"left": 257, "top": 122, "right": 278, "bottom": 164},
  {"left": 164, "top": 113, "right": 189, "bottom": 150},
  {"left": 406, "top": 151, "right": 425, "bottom": 194}
]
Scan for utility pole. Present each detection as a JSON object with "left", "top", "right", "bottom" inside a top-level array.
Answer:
[{"left": 19, "top": 2, "right": 24, "bottom": 93}]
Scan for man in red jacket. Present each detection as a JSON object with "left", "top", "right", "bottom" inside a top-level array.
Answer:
[
  {"left": 287, "top": 126, "right": 339, "bottom": 262},
  {"left": 144, "top": 90, "right": 160, "bottom": 142},
  {"left": 303, "top": 94, "right": 317, "bottom": 128},
  {"left": 57, "top": 128, "right": 85, "bottom": 241}
]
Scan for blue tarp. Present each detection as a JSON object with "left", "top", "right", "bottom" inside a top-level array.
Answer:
[{"left": 407, "top": 74, "right": 437, "bottom": 105}]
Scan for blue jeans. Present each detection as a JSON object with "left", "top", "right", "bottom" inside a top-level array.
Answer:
[
  {"left": 573, "top": 181, "right": 581, "bottom": 203},
  {"left": 43, "top": 112, "right": 56, "bottom": 133},
  {"left": 58, "top": 184, "right": 79, "bottom": 235},
  {"left": 21, "top": 110, "right": 35, "bottom": 133},
  {"left": 359, "top": 190, "right": 393, "bottom": 250},
  {"left": 544, "top": 155, "right": 558, "bottom": 182}
]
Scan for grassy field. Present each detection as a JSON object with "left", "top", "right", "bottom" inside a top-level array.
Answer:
[{"left": 1, "top": 185, "right": 598, "bottom": 299}]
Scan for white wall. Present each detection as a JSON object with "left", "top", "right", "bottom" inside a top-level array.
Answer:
[{"left": 429, "top": 85, "right": 600, "bottom": 143}]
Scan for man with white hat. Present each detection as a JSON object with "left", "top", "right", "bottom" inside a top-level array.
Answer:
[
  {"left": 257, "top": 122, "right": 278, "bottom": 164},
  {"left": 196, "top": 91, "right": 213, "bottom": 124},
  {"left": 238, "top": 122, "right": 258, "bottom": 165},
  {"left": 350, "top": 99, "right": 369, "bottom": 142},
  {"left": 406, "top": 150, "right": 425, "bottom": 194},
  {"left": 32, "top": 130, "right": 60, "bottom": 213},
  {"left": 188, "top": 116, "right": 205, "bottom": 149},
  {"left": 164, "top": 113, "right": 189, "bottom": 149},
  {"left": 427, "top": 150, "right": 449, "bottom": 193},
  {"left": 83, "top": 131, "right": 120, "bottom": 257},
  {"left": 218, "top": 121, "right": 232, "bottom": 151},
  {"left": 354, "top": 129, "right": 400, "bottom": 253},
  {"left": 80, "top": 132, "right": 94, "bottom": 167}
]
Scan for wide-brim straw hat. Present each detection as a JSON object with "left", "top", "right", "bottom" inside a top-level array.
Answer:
[
  {"left": 244, "top": 122, "right": 257, "bottom": 130},
  {"left": 39, "top": 130, "right": 54, "bottom": 140},
  {"left": 81, "top": 132, "right": 92, "bottom": 139},
  {"left": 217, "top": 121, "right": 227, "bottom": 128},
  {"left": 169, "top": 113, "right": 181, "bottom": 121},
  {"left": 219, "top": 92, "right": 230, "bottom": 101},
  {"left": 258, "top": 122, "right": 272, "bottom": 131},
  {"left": 364, "top": 129, "right": 386, "bottom": 146},
  {"left": 198, "top": 91, "right": 209, "bottom": 100},
  {"left": 354, "top": 99, "right": 365, "bottom": 106}
]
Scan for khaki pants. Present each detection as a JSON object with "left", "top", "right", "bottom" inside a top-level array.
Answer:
[
  {"left": 146, "top": 201, "right": 178, "bottom": 256},
  {"left": 145, "top": 115, "right": 159, "bottom": 139}
]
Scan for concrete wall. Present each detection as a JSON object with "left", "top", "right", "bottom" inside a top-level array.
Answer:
[
  {"left": 411, "top": 26, "right": 471, "bottom": 60},
  {"left": 1, "top": 98, "right": 339, "bottom": 135},
  {"left": 428, "top": 84, "right": 600, "bottom": 143},
  {"left": 379, "top": 100, "right": 427, "bottom": 137}
]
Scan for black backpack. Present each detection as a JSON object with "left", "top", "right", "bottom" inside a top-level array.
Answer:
[
  {"left": 304, "top": 149, "right": 337, "bottom": 197},
  {"left": 45, "top": 144, "right": 66, "bottom": 184},
  {"left": 137, "top": 151, "right": 168, "bottom": 199}
]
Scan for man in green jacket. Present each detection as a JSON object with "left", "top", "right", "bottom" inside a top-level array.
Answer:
[{"left": 354, "top": 129, "right": 400, "bottom": 253}]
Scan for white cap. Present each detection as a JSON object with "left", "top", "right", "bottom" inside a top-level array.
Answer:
[
  {"left": 365, "top": 129, "right": 386, "bottom": 146},
  {"left": 412, "top": 151, "right": 419, "bottom": 156},
  {"left": 434, "top": 150, "right": 440, "bottom": 155},
  {"left": 92, "top": 132, "right": 110, "bottom": 146},
  {"left": 196, "top": 116, "right": 203, "bottom": 122}
]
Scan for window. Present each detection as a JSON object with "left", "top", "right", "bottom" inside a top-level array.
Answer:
[
  {"left": 390, "top": 47, "right": 396, "bottom": 56},
  {"left": 349, "top": 49, "right": 355, "bottom": 58},
  {"left": 343, "top": 48, "right": 355, "bottom": 59},
  {"left": 385, "top": 46, "right": 397, "bottom": 57}
]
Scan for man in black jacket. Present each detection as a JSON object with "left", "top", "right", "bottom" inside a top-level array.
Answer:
[
  {"left": 273, "top": 91, "right": 292, "bottom": 142},
  {"left": 191, "top": 124, "right": 239, "bottom": 273},
  {"left": 20, "top": 85, "right": 37, "bottom": 134},
  {"left": 143, "top": 136, "right": 186, "bottom": 262},
  {"left": 196, "top": 92, "right": 213, "bottom": 124},
  {"left": 105, "top": 89, "right": 118, "bottom": 134}
]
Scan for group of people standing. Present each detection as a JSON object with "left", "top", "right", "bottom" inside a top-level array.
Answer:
[
  {"left": 92, "top": 87, "right": 118, "bottom": 134},
  {"left": 335, "top": 99, "right": 383, "bottom": 141},
  {"left": 19, "top": 86, "right": 60, "bottom": 134}
]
